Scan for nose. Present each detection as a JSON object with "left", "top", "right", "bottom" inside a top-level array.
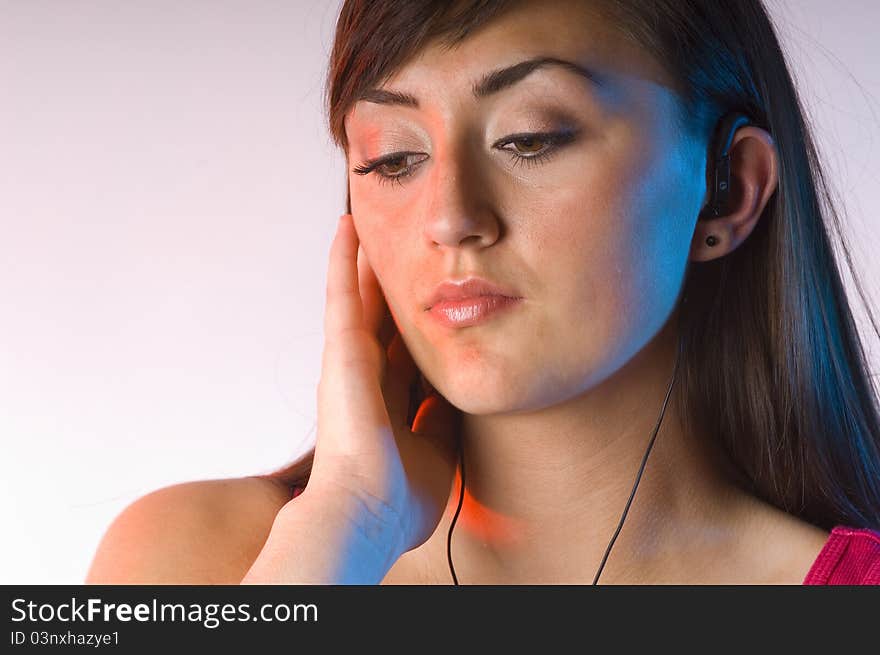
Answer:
[{"left": 423, "top": 142, "right": 501, "bottom": 249}]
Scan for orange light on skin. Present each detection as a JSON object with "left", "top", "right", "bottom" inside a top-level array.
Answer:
[
  {"left": 445, "top": 466, "right": 525, "bottom": 549},
  {"left": 411, "top": 396, "right": 527, "bottom": 549}
]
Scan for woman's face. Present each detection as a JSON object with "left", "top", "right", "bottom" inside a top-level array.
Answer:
[{"left": 343, "top": 0, "right": 707, "bottom": 414}]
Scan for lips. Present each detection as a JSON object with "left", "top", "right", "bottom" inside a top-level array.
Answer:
[
  {"left": 424, "top": 276, "right": 522, "bottom": 310},
  {"left": 428, "top": 295, "right": 523, "bottom": 328}
]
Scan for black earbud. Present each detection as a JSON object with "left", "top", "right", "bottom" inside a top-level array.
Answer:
[{"left": 699, "top": 111, "right": 752, "bottom": 220}]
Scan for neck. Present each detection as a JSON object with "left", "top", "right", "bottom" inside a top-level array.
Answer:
[{"left": 443, "top": 321, "right": 750, "bottom": 584}]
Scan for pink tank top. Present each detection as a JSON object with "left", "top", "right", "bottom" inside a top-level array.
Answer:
[
  {"left": 802, "top": 525, "right": 880, "bottom": 585},
  {"left": 289, "top": 485, "right": 879, "bottom": 584}
]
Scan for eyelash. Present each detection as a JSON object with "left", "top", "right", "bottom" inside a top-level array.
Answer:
[{"left": 351, "top": 129, "right": 579, "bottom": 188}]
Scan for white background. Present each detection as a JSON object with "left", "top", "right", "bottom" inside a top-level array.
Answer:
[{"left": 1, "top": 0, "right": 878, "bottom": 583}]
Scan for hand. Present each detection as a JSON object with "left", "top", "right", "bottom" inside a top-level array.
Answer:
[{"left": 303, "top": 213, "right": 461, "bottom": 558}]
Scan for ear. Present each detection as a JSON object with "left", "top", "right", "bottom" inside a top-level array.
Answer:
[{"left": 689, "top": 126, "right": 779, "bottom": 262}]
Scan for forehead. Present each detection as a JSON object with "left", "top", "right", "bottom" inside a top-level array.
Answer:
[{"left": 346, "top": 0, "right": 676, "bottom": 126}]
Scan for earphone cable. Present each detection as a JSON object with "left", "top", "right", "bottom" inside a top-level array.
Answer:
[
  {"left": 447, "top": 329, "right": 683, "bottom": 585},
  {"left": 446, "top": 434, "right": 466, "bottom": 586}
]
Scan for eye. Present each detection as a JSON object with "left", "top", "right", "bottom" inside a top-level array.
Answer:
[
  {"left": 508, "top": 136, "right": 548, "bottom": 154},
  {"left": 495, "top": 129, "right": 579, "bottom": 170},
  {"left": 350, "top": 128, "right": 579, "bottom": 187},
  {"left": 351, "top": 153, "right": 429, "bottom": 188}
]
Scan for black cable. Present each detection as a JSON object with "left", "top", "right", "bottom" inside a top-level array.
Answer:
[
  {"left": 592, "top": 331, "right": 682, "bottom": 584},
  {"left": 448, "top": 330, "right": 683, "bottom": 585},
  {"left": 446, "top": 434, "right": 466, "bottom": 585}
]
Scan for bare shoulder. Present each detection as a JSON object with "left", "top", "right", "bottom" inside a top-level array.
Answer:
[
  {"left": 733, "top": 492, "right": 831, "bottom": 583},
  {"left": 85, "top": 475, "right": 294, "bottom": 584}
]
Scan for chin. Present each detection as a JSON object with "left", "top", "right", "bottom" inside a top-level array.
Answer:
[{"left": 435, "top": 375, "right": 529, "bottom": 415}]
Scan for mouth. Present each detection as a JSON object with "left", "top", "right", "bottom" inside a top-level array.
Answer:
[
  {"left": 424, "top": 275, "right": 522, "bottom": 311},
  {"left": 427, "top": 295, "right": 523, "bottom": 329}
]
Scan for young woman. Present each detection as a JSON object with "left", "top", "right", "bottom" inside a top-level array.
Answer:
[{"left": 86, "top": 0, "right": 880, "bottom": 585}]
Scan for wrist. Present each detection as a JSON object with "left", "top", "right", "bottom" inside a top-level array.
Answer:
[
  {"left": 243, "top": 481, "right": 406, "bottom": 585},
  {"left": 297, "top": 480, "right": 409, "bottom": 566}
]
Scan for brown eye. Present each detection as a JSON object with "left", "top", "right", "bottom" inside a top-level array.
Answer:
[
  {"left": 511, "top": 137, "right": 547, "bottom": 154},
  {"left": 351, "top": 152, "right": 429, "bottom": 188},
  {"left": 495, "top": 129, "right": 580, "bottom": 170},
  {"left": 378, "top": 156, "right": 408, "bottom": 175}
]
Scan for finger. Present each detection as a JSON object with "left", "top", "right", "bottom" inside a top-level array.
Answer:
[
  {"left": 324, "top": 214, "right": 363, "bottom": 338},
  {"left": 377, "top": 307, "right": 398, "bottom": 353},
  {"left": 356, "top": 241, "right": 400, "bottom": 355},
  {"left": 357, "top": 242, "right": 386, "bottom": 338},
  {"left": 387, "top": 331, "right": 419, "bottom": 384},
  {"left": 383, "top": 331, "right": 420, "bottom": 426}
]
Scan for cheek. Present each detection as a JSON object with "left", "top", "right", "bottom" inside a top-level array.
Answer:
[
  {"left": 524, "top": 147, "right": 642, "bottom": 331},
  {"left": 623, "top": 143, "right": 697, "bottom": 323},
  {"left": 528, "top": 141, "right": 692, "bottom": 376}
]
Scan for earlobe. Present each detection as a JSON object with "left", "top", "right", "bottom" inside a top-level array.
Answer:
[{"left": 688, "top": 225, "right": 728, "bottom": 262}]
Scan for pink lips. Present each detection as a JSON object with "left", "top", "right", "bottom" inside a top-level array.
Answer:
[
  {"left": 424, "top": 276, "right": 523, "bottom": 328},
  {"left": 428, "top": 295, "right": 522, "bottom": 328},
  {"left": 425, "top": 276, "right": 521, "bottom": 308}
]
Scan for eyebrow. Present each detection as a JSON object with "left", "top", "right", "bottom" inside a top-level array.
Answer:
[{"left": 356, "top": 56, "right": 601, "bottom": 109}]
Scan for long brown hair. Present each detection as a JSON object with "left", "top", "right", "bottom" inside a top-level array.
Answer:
[{"left": 263, "top": 0, "right": 880, "bottom": 532}]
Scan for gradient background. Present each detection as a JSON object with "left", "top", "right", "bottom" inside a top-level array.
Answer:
[{"left": 1, "top": 0, "right": 878, "bottom": 583}]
